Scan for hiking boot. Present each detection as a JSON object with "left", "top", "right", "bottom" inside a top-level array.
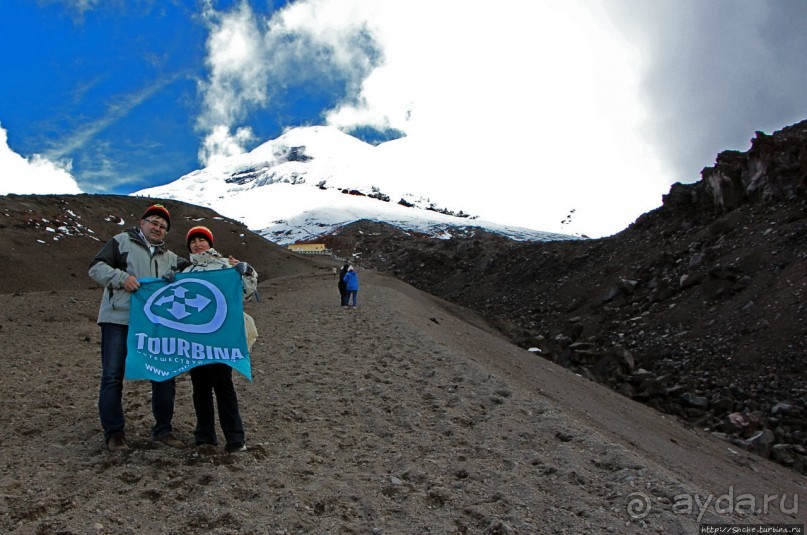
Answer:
[
  {"left": 107, "top": 433, "right": 130, "bottom": 452},
  {"left": 225, "top": 442, "right": 247, "bottom": 453},
  {"left": 153, "top": 434, "right": 185, "bottom": 449},
  {"left": 196, "top": 443, "right": 218, "bottom": 455}
]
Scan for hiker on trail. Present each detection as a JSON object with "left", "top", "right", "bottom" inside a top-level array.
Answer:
[
  {"left": 343, "top": 265, "right": 359, "bottom": 309},
  {"left": 338, "top": 262, "right": 350, "bottom": 307},
  {"left": 88, "top": 204, "right": 189, "bottom": 452},
  {"left": 182, "top": 225, "right": 258, "bottom": 453}
]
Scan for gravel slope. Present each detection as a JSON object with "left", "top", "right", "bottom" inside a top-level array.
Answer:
[{"left": 1, "top": 267, "right": 804, "bottom": 534}]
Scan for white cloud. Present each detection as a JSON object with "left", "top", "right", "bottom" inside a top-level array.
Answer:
[
  {"left": 197, "top": 0, "right": 383, "bottom": 165},
  {"left": 197, "top": 1, "right": 269, "bottom": 165},
  {"left": 0, "top": 123, "right": 83, "bottom": 195},
  {"left": 49, "top": 0, "right": 101, "bottom": 16},
  {"left": 602, "top": 0, "right": 807, "bottom": 182},
  {"left": 45, "top": 79, "right": 170, "bottom": 162},
  {"left": 200, "top": 125, "right": 257, "bottom": 168},
  {"left": 337, "top": 2, "right": 668, "bottom": 235}
]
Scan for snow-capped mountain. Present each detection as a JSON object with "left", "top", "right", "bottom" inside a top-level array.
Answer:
[{"left": 135, "top": 126, "right": 576, "bottom": 244}]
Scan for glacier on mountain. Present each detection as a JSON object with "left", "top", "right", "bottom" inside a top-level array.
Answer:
[{"left": 135, "top": 126, "right": 577, "bottom": 244}]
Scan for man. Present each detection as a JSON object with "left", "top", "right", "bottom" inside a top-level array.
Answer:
[
  {"left": 338, "top": 262, "right": 349, "bottom": 307},
  {"left": 89, "top": 204, "right": 188, "bottom": 451}
]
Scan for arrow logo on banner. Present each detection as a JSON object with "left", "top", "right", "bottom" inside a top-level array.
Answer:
[
  {"left": 185, "top": 294, "right": 211, "bottom": 312},
  {"left": 144, "top": 278, "right": 228, "bottom": 334}
]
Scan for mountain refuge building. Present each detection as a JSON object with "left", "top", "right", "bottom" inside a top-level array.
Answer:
[{"left": 287, "top": 243, "right": 329, "bottom": 255}]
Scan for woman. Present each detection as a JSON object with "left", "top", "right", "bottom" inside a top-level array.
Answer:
[{"left": 183, "top": 225, "right": 258, "bottom": 453}]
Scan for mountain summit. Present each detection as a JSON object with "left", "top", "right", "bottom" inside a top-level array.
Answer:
[{"left": 135, "top": 126, "right": 575, "bottom": 244}]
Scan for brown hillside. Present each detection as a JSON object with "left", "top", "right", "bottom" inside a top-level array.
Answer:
[{"left": 0, "top": 193, "right": 330, "bottom": 294}]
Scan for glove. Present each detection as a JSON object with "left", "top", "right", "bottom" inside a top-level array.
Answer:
[
  {"left": 234, "top": 262, "right": 251, "bottom": 276},
  {"left": 161, "top": 270, "right": 176, "bottom": 283}
]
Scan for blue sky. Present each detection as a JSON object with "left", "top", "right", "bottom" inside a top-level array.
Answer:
[
  {"left": 1, "top": 1, "right": 806, "bottom": 236},
  {"left": 0, "top": 0, "right": 302, "bottom": 193}
]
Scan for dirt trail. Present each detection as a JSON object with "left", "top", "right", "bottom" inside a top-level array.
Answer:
[{"left": 0, "top": 268, "right": 804, "bottom": 534}]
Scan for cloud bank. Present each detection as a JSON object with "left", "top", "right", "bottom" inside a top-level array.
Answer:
[
  {"left": 603, "top": 0, "right": 807, "bottom": 182},
  {"left": 0, "top": 123, "right": 82, "bottom": 195}
]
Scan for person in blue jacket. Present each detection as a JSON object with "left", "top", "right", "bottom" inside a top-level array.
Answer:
[{"left": 343, "top": 265, "right": 359, "bottom": 309}]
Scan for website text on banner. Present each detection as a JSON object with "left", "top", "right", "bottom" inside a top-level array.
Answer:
[{"left": 125, "top": 268, "right": 251, "bottom": 381}]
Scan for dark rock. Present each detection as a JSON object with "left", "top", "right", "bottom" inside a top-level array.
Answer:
[
  {"left": 681, "top": 393, "right": 709, "bottom": 409},
  {"left": 744, "top": 429, "right": 776, "bottom": 457}
]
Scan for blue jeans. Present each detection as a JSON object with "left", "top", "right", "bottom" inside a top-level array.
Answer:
[
  {"left": 346, "top": 290, "right": 358, "bottom": 306},
  {"left": 99, "top": 323, "right": 176, "bottom": 442}
]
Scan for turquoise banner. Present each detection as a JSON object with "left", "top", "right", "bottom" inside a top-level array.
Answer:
[{"left": 126, "top": 268, "right": 251, "bottom": 381}]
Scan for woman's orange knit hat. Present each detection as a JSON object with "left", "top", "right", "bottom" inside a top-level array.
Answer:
[{"left": 186, "top": 225, "right": 214, "bottom": 250}]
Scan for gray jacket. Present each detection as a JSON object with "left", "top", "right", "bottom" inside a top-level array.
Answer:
[{"left": 89, "top": 228, "right": 188, "bottom": 325}]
